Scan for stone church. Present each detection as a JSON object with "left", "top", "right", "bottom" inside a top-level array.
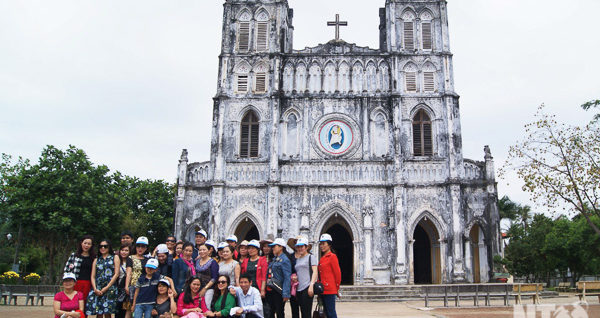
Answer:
[{"left": 174, "top": 0, "right": 502, "bottom": 285}]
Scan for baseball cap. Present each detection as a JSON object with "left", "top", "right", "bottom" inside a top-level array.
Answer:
[
  {"left": 295, "top": 237, "right": 309, "bottom": 246},
  {"left": 136, "top": 236, "right": 149, "bottom": 245},
  {"left": 146, "top": 258, "right": 159, "bottom": 269},
  {"left": 226, "top": 235, "right": 238, "bottom": 242},
  {"left": 159, "top": 278, "right": 171, "bottom": 287},
  {"left": 205, "top": 240, "right": 216, "bottom": 249},
  {"left": 156, "top": 244, "right": 169, "bottom": 254},
  {"left": 247, "top": 240, "right": 261, "bottom": 249},
  {"left": 240, "top": 240, "right": 249, "bottom": 246},
  {"left": 196, "top": 229, "right": 208, "bottom": 238},
  {"left": 269, "top": 238, "right": 287, "bottom": 247},
  {"left": 217, "top": 242, "right": 228, "bottom": 250},
  {"left": 62, "top": 272, "right": 77, "bottom": 281},
  {"left": 319, "top": 234, "right": 333, "bottom": 242}
]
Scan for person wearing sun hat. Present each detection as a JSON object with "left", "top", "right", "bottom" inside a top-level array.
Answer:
[
  {"left": 238, "top": 240, "right": 250, "bottom": 264},
  {"left": 226, "top": 235, "right": 240, "bottom": 260},
  {"left": 192, "top": 229, "right": 208, "bottom": 260},
  {"left": 289, "top": 236, "right": 318, "bottom": 318},
  {"left": 54, "top": 273, "right": 85, "bottom": 318},
  {"left": 317, "top": 234, "right": 341, "bottom": 318},
  {"left": 125, "top": 236, "right": 151, "bottom": 311},
  {"left": 266, "top": 238, "right": 292, "bottom": 318}
]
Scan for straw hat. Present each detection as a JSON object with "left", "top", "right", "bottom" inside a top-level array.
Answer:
[{"left": 287, "top": 235, "right": 312, "bottom": 252}]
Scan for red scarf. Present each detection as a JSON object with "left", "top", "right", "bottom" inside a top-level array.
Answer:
[{"left": 182, "top": 257, "right": 196, "bottom": 277}]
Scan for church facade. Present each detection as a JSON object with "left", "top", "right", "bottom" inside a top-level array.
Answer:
[{"left": 174, "top": 0, "right": 502, "bottom": 285}]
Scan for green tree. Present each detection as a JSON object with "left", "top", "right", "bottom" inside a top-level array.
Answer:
[
  {"left": 582, "top": 99, "right": 600, "bottom": 123},
  {"left": 501, "top": 105, "right": 600, "bottom": 237},
  {"left": 1, "top": 145, "right": 125, "bottom": 281},
  {"left": 118, "top": 176, "right": 175, "bottom": 246},
  {"left": 497, "top": 196, "right": 519, "bottom": 221}
]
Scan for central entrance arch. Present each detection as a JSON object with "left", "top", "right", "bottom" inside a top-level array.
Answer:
[
  {"left": 321, "top": 214, "right": 354, "bottom": 285},
  {"left": 234, "top": 217, "right": 259, "bottom": 241},
  {"left": 413, "top": 217, "right": 442, "bottom": 284}
]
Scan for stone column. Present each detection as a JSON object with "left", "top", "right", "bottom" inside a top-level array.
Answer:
[
  {"left": 362, "top": 203, "right": 374, "bottom": 285},
  {"left": 267, "top": 186, "right": 280, "bottom": 237},
  {"left": 450, "top": 184, "right": 466, "bottom": 282},
  {"left": 211, "top": 185, "right": 224, "bottom": 240},
  {"left": 174, "top": 149, "right": 188, "bottom": 239},
  {"left": 464, "top": 237, "right": 472, "bottom": 283},
  {"left": 394, "top": 186, "right": 408, "bottom": 284},
  {"left": 299, "top": 187, "right": 311, "bottom": 237}
]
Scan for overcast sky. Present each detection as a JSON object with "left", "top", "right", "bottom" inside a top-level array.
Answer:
[{"left": 1, "top": 0, "right": 599, "bottom": 213}]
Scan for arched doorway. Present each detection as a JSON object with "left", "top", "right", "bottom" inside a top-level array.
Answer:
[
  {"left": 469, "top": 224, "right": 488, "bottom": 283},
  {"left": 413, "top": 217, "right": 442, "bottom": 284},
  {"left": 234, "top": 217, "right": 259, "bottom": 241},
  {"left": 321, "top": 215, "right": 354, "bottom": 285}
]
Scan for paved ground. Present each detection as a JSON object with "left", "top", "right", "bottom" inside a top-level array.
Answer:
[{"left": 2, "top": 295, "right": 598, "bottom": 317}]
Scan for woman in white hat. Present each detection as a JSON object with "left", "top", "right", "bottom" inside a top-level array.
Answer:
[
  {"left": 54, "top": 273, "right": 85, "bottom": 318},
  {"left": 317, "top": 234, "right": 341, "bottom": 318},
  {"left": 289, "top": 237, "right": 318, "bottom": 318},
  {"left": 125, "top": 236, "right": 151, "bottom": 313}
]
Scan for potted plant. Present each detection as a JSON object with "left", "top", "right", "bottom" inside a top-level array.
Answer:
[
  {"left": 23, "top": 273, "right": 41, "bottom": 285},
  {"left": 0, "top": 271, "right": 20, "bottom": 285}
]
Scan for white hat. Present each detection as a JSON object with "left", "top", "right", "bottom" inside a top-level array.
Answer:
[
  {"left": 247, "top": 240, "right": 261, "bottom": 249},
  {"left": 240, "top": 240, "right": 249, "bottom": 246},
  {"left": 62, "top": 272, "right": 77, "bottom": 281},
  {"left": 205, "top": 240, "right": 216, "bottom": 248},
  {"left": 146, "top": 258, "right": 159, "bottom": 269},
  {"left": 319, "top": 234, "right": 333, "bottom": 242},
  {"left": 217, "top": 242, "right": 228, "bottom": 250},
  {"left": 196, "top": 229, "right": 208, "bottom": 238},
  {"left": 156, "top": 244, "right": 169, "bottom": 254},
  {"left": 295, "top": 237, "right": 309, "bottom": 246},
  {"left": 159, "top": 278, "right": 171, "bottom": 287},
  {"left": 226, "top": 235, "right": 238, "bottom": 242},
  {"left": 269, "top": 238, "right": 287, "bottom": 247},
  {"left": 136, "top": 236, "right": 149, "bottom": 245}
]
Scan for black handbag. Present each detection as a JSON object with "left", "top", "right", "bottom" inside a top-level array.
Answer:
[
  {"left": 266, "top": 267, "right": 283, "bottom": 294},
  {"left": 309, "top": 255, "right": 324, "bottom": 295},
  {"left": 312, "top": 297, "right": 326, "bottom": 318}
]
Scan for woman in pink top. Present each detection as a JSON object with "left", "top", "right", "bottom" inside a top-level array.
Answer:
[
  {"left": 177, "top": 276, "right": 208, "bottom": 318},
  {"left": 54, "top": 273, "right": 84, "bottom": 318}
]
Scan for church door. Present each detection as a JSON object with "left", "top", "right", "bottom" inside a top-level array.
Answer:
[
  {"left": 413, "top": 218, "right": 442, "bottom": 284},
  {"left": 234, "top": 217, "right": 260, "bottom": 241},
  {"left": 321, "top": 217, "right": 354, "bottom": 285}
]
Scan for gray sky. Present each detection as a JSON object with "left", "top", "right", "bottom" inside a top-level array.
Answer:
[{"left": 1, "top": 0, "right": 599, "bottom": 213}]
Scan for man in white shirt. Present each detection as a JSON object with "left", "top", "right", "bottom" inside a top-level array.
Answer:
[{"left": 229, "top": 274, "right": 264, "bottom": 318}]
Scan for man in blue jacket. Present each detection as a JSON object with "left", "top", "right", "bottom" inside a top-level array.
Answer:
[{"left": 266, "top": 238, "right": 292, "bottom": 318}]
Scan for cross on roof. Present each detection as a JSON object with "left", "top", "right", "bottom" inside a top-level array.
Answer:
[{"left": 327, "top": 14, "right": 348, "bottom": 41}]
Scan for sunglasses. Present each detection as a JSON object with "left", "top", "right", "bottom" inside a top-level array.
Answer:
[
  {"left": 136, "top": 244, "right": 147, "bottom": 248},
  {"left": 99, "top": 245, "right": 109, "bottom": 249},
  {"left": 166, "top": 239, "right": 176, "bottom": 243},
  {"left": 217, "top": 280, "right": 228, "bottom": 284}
]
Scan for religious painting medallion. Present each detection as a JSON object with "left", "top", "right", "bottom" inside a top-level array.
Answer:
[{"left": 313, "top": 114, "right": 361, "bottom": 158}]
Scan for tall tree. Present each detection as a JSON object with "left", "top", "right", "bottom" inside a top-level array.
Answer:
[
  {"left": 501, "top": 105, "right": 600, "bottom": 237},
  {"left": 582, "top": 99, "right": 600, "bottom": 123},
  {"left": 1, "top": 146, "right": 125, "bottom": 281}
]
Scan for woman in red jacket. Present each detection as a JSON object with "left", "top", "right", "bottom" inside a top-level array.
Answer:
[
  {"left": 318, "top": 233, "right": 341, "bottom": 318},
  {"left": 240, "top": 240, "right": 268, "bottom": 294}
]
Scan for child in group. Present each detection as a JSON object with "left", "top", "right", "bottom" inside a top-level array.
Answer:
[{"left": 132, "top": 259, "right": 176, "bottom": 318}]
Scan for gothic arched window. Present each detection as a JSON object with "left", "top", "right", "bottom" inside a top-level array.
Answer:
[
  {"left": 240, "top": 111, "right": 260, "bottom": 158},
  {"left": 413, "top": 110, "right": 433, "bottom": 156}
]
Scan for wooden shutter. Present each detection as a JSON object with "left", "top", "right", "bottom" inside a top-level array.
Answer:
[
  {"left": 256, "top": 22, "right": 268, "bottom": 51},
  {"left": 413, "top": 110, "right": 432, "bottom": 157},
  {"left": 423, "top": 72, "right": 435, "bottom": 92},
  {"left": 404, "top": 22, "right": 415, "bottom": 50},
  {"left": 238, "top": 22, "right": 250, "bottom": 52},
  {"left": 240, "top": 111, "right": 259, "bottom": 158},
  {"left": 237, "top": 75, "right": 248, "bottom": 93},
  {"left": 413, "top": 122, "right": 422, "bottom": 156},
  {"left": 422, "top": 22, "right": 432, "bottom": 50},
  {"left": 255, "top": 73, "right": 266, "bottom": 92},
  {"left": 405, "top": 72, "right": 417, "bottom": 92}
]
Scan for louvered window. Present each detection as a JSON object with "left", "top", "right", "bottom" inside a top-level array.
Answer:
[
  {"left": 422, "top": 22, "right": 432, "bottom": 50},
  {"left": 256, "top": 22, "right": 268, "bottom": 51},
  {"left": 404, "top": 22, "right": 415, "bottom": 50},
  {"left": 255, "top": 73, "right": 267, "bottom": 93},
  {"left": 413, "top": 110, "right": 433, "bottom": 156},
  {"left": 405, "top": 72, "right": 417, "bottom": 92},
  {"left": 424, "top": 72, "right": 435, "bottom": 92},
  {"left": 240, "top": 111, "right": 259, "bottom": 158},
  {"left": 238, "top": 22, "right": 250, "bottom": 52},
  {"left": 237, "top": 75, "right": 248, "bottom": 93}
]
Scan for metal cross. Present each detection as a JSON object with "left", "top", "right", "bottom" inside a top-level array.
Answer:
[{"left": 327, "top": 14, "right": 348, "bottom": 41}]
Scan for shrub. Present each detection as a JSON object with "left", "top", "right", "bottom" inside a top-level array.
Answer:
[
  {"left": 23, "top": 272, "right": 41, "bottom": 285},
  {"left": 0, "top": 271, "right": 20, "bottom": 285}
]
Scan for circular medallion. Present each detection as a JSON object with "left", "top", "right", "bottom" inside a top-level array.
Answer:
[{"left": 318, "top": 120, "right": 354, "bottom": 155}]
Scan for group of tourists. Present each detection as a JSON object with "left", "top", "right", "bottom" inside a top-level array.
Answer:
[{"left": 54, "top": 230, "right": 342, "bottom": 318}]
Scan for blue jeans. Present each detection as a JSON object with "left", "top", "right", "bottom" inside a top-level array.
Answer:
[
  {"left": 321, "top": 294, "right": 337, "bottom": 318},
  {"left": 134, "top": 303, "right": 154, "bottom": 318}
]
